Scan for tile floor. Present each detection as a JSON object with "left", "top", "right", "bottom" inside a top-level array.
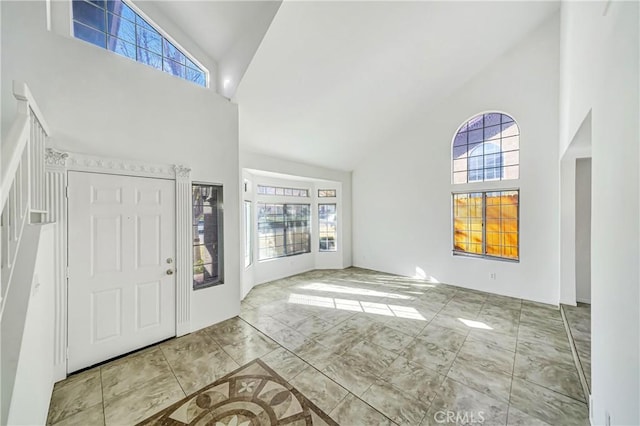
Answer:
[
  {"left": 47, "top": 268, "right": 589, "bottom": 425},
  {"left": 563, "top": 303, "right": 591, "bottom": 392}
]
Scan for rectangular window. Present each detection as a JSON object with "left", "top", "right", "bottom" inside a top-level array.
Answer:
[
  {"left": 257, "top": 203, "right": 310, "bottom": 260},
  {"left": 453, "top": 190, "right": 519, "bottom": 261},
  {"left": 318, "top": 204, "right": 337, "bottom": 252},
  {"left": 257, "top": 185, "right": 309, "bottom": 197},
  {"left": 244, "top": 201, "right": 252, "bottom": 268},
  {"left": 192, "top": 184, "right": 223, "bottom": 289},
  {"left": 72, "top": 0, "right": 207, "bottom": 87},
  {"left": 318, "top": 189, "right": 336, "bottom": 198}
]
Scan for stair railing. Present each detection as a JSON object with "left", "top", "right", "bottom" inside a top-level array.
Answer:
[{"left": 0, "top": 81, "right": 50, "bottom": 314}]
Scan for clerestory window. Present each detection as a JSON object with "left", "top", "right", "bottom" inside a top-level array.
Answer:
[{"left": 72, "top": 0, "right": 207, "bottom": 87}]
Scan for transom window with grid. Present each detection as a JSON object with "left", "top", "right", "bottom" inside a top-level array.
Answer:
[
  {"left": 452, "top": 112, "right": 519, "bottom": 184},
  {"left": 72, "top": 0, "right": 207, "bottom": 87},
  {"left": 257, "top": 203, "right": 311, "bottom": 261},
  {"left": 453, "top": 191, "right": 519, "bottom": 261}
]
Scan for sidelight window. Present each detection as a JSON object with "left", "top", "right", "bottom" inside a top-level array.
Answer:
[{"left": 192, "top": 184, "right": 223, "bottom": 289}]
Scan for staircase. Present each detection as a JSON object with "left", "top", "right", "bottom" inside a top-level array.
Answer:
[{"left": 0, "top": 81, "right": 50, "bottom": 424}]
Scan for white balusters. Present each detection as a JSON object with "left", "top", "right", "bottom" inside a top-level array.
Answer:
[{"left": 0, "top": 82, "right": 50, "bottom": 315}]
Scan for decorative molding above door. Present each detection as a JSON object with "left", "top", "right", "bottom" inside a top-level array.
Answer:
[{"left": 45, "top": 148, "right": 192, "bottom": 380}]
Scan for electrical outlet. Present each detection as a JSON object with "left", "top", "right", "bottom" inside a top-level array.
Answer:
[{"left": 490, "top": 272, "right": 496, "bottom": 279}]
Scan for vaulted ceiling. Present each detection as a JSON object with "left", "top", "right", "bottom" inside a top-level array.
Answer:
[
  {"left": 150, "top": 1, "right": 281, "bottom": 97},
  {"left": 152, "top": 1, "right": 559, "bottom": 172}
]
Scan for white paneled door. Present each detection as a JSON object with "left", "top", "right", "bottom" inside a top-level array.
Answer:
[{"left": 67, "top": 172, "right": 176, "bottom": 372}]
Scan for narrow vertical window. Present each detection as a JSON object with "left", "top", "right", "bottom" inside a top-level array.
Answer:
[
  {"left": 318, "top": 204, "right": 337, "bottom": 251},
  {"left": 244, "top": 201, "right": 252, "bottom": 268},
  {"left": 192, "top": 184, "right": 223, "bottom": 289}
]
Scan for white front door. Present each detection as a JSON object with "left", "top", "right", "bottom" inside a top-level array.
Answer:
[{"left": 67, "top": 172, "right": 176, "bottom": 372}]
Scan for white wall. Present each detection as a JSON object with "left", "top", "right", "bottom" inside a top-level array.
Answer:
[
  {"left": 352, "top": 14, "right": 560, "bottom": 304},
  {"left": 575, "top": 157, "right": 591, "bottom": 304},
  {"left": 240, "top": 151, "right": 352, "bottom": 295},
  {"left": 559, "top": 112, "right": 592, "bottom": 305},
  {"left": 7, "top": 225, "right": 55, "bottom": 426},
  {"left": 1, "top": 0, "right": 240, "bottom": 335},
  {"left": 560, "top": 1, "right": 639, "bottom": 424}
]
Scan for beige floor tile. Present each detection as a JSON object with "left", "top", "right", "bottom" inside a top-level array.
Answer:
[
  {"left": 385, "top": 316, "right": 430, "bottom": 337},
  {"left": 379, "top": 355, "right": 445, "bottom": 404},
  {"left": 507, "top": 405, "right": 551, "bottom": 426},
  {"left": 446, "top": 356, "right": 513, "bottom": 403},
  {"left": 467, "top": 328, "right": 517, "bottom": 352},
  {"left": 220, "top": 331, "right": 279, "bottom": 365},
  {"left": 205, "top": 316, "right": 261, "bottom": 346},
  {"left": 290, "top": 366, "right": 349, "bottom": 414},
  {"left": 322, "top": 352, "right": 381, "bottom": 395},
  {"left": 159, "top": 330, "right": 221, "bottom": 365},
  {"left": 51, "top": 403, "right": 104, "bottom": 426},
  {"left": 361, "top": 379, "right": 430, "bottom": 426},
  {"left": 170, "top": 347, "right": 240, "bottom": 395},
  {"left": 456, "top": 338, "right": 515, "bottom": 376},
  {"left": 401, "top": 338, "right": 457, "bottom": 375},
  {"left": 330, "top": 393, "right": 394, "bottom": 425},
  {"left": 101, "top": 348, "right": 173, "bottom": 401},
  {"left": 419, "top": 323, "right": 468, "bottom": 353},
  {"left": 103, "top": 373, "right": 185, "bottom": 425},
  {"left": 48, "top": 369, "right": 102, "bottom": 424},
  {"left": 369, "top": 325, "right": 416, "bottom": 353},
  {"left": 422, "top": 378, "right": 508, "bottom": 426},
  {"left": 428, "top": 313, "right": 473, "bottom": 334},
  {"left": 509, "top": 378, "right": 588, "bottom": 426},
  {"left": 260, "top": 347, "right": 310, "bottom": 381},
  {"left": 513, "top": 352, "right": 585, "bottom": 402},
  {"left": 48, "top": 268, "right": 591, "bottom": 426}
]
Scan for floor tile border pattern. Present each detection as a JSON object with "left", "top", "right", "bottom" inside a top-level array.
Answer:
[{"left": 137, "top": 358, "right": 339, "bottom": 425}]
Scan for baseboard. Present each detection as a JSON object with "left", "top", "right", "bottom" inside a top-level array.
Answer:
[{"left": 560, "top": 304, "right": 591, "bottom": 404}]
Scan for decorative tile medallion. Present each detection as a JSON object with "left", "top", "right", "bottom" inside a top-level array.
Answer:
[{"left": 137, "top": 359, "right": 338, "bottom": 425}]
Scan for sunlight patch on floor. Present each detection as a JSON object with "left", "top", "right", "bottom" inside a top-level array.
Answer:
[
  {"left": 458, "top": 318, "right": 493, "bottom": 330},
  {"left": 299, "top": 282, "right": 411, "bottom": 299},
  {"left": 288, "top": 293, "right": 426, "bottom": 320}
]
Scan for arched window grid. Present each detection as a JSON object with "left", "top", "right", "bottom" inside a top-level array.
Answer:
[{"left": 452, "top": 112, "right": 520, "bottom": 185}]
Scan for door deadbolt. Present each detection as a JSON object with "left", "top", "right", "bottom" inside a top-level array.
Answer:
[{"left": 166, "top": 258, "right": 173, "bottom": 264}]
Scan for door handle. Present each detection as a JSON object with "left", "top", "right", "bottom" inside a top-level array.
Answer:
[{"left": 166, "top": 269, "right": 174, "bottom": 275}]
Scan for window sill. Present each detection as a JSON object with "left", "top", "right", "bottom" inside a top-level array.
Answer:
[
  {"left": 193, "top": 281, "right": 224, "bottom": 291},
  {"left": 452, "top": 251, "right": 519, "bottom": 263}
]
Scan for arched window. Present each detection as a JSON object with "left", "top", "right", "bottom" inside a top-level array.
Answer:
[
  {"left": 452, "top": 112, "right": 519, "bottom": 184},
  {"left": 451, "top": 112, "right": 520, "bottom": 261}
]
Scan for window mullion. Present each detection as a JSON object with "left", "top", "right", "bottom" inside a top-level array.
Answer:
[
  {"left": 284, "top": 204, "right": 288, "bottom": 256},
  {"left": 482, "top": 192, "right": 487, "bottom": 255}
]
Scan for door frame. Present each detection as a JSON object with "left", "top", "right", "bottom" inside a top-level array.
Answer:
[{"left": 45, "top": 149, "right": 193, "bottom": 381}]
